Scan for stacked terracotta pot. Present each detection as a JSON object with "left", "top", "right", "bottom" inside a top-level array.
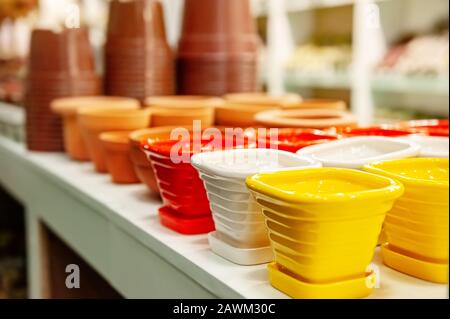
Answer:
[
  {"left": 177, "top": 0, "right": 260, "bottom": 95},
  {"left": 104, "top": 0, "right": 174, "bottom": 102},
  {"left": 25, "top": 28, "right": 100, "bottom": 151}
]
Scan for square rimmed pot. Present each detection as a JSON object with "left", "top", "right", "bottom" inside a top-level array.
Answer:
[
  {"left": 246, "top": 168, "right": 404, "bottom": 298},
  {"left": 191, "top": 148, "right": 321, "bottom": 265},
  {"left": 364, "top": 158, "right": 449, "bottom": 283}
]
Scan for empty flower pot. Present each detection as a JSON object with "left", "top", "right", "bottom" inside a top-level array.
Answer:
[
  {"left": 129, "top": 126, "right": 183, "bottom": 194},
  {"left": 254, "top": 109, "right": 358, "bottom": 129},
  {"left": 280, "top": 99, "right": 347, "bottom": 110},
  {"left": 191, "top": 148, "right": 321, "bottom": 265},
  {"left": 79, "top": 107, "right": 150, "bottom": 173},
  {"left": 339, "top": 125, "right": 412, "bottom": 138},
  {"left": 364, "top": 158, "right": 449, "bottom": 283},
  {"left": 398, "top": 135, "right": 449, "bottom": 158},
  {"left": 100, "top": 131, "right": 140, "bottom": 184},
  {"left": 142, "top": 130, "right": 255, "bottom": 235},
  {"left": 263, "top": 128, "right": 340, "bottom": 153},
  {"left": 298, "top": 136, "right": 421, "bottom": 169},
  {"left": 396, "top": 119, "right": 449, "bottom": 137},
  {"left": 51, "top": 96, "right": 140, "bottom": 161},
  {"left": 246, "top": 168, "right": 404, "bottom": 298},
  {"left": 145, "top": 96, "right": 222, "bottom": 127}
]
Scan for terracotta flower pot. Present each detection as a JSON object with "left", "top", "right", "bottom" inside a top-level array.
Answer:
[
  {"left": 254, "top": 109, "right": 358, "bottom": 129},
  {"left": 78, "top": 107, "right": 151, "bottom": 172},
  {"left": 129, "top": 126, "right": 183, "bottom": 194},
  {"left": 100, "top": 131, "right": 140, "bottom": 184},
  {"left": 281, "top": 99, "right": 347, "bottom": 110},
  {"left": 51, "top": 96, "right": 140, "bottom": 161},
  {"left": 145, "top": 96, "right": 222, "bottom": 127},
  {"left": 224, "top": 93, "right": 302, "bottom": 107}
]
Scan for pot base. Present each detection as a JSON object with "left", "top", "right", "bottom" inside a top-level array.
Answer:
[
  {"left": 208, "top": 231, "right": 273, "bottom": 266},
  {"left": 158, "top": 206, "right": 215, "bottom": 235},
  {"left": 268, "top": 263, "right": 375, "bottom": 299},
  {"left": 382, "top": 244, "right": 448, "bottom": 284}
]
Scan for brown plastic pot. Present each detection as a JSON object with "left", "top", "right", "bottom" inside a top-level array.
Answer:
[
  {"left": 281, "top": 99, "right": 347, "bottom": 110},
  {"left": 104, "top": 0, "right": 175, "bottom": 101},
  {"left": 129, "top": 126, "right": 183, "bottom": 194},
  {"left": 78, "top": 108, "right": 151, "bottom": 172},
  {"left": 254, "top": 109, "right": 358, "bottom": 129},
  {"left": 100, "top": 131, "right": 140, "bottom": 184},
  {"left": 177, "top": 0, "right": 260, "bottom": 95},
  {"left": 51, "top": 97, "right": 140, "bottom": 161},
  {"left": 25, "top": 27, "right": 99, "bottom": 152}
]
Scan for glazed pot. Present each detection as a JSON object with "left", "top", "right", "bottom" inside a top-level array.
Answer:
[
  {"left": 142, "top": 130, "right": 255, "bottom": 235},
  {"left": 398, "top": 135, "right": 449, "bottom": 158},
  {"left": 51, "top": 96, "right": 140, "bottom": 161},
  {"left": 100, "top": 131, "right": 140, "bottom": 184},
  {"left": 246, "top": 168, "right": 404, "bottom": 298},
  {"left": 192, "top": 149, "right": 321, "bottom": 265},
  {"left": 263, "top": 128, "right": 340, "bottom": 153},
  {"left": 254, "top": 109, "right": 358, "bottom": 129},
  {"left": 395, "top": 119, "right": 449, "bottom": 137},
  {"left": 129, "top": 126, "right": 183, "bottom": 194},
  {"left": 339, "top": 125, "right": 412, "bottom": 138},
  {"left": 364, "top": 158, "right": 449, "bottom": 283},
  {"left": 298, "top": 136, "right": 421, "bottom": 169},
  {"left": 224, "top": 93, "right": 302, "bottom": 107},
  {"left": 79, "top": 107, "right": 150, "bottom": 172}
]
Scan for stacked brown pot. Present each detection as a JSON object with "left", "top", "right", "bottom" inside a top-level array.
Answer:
[
  {"left": 25, "top": 28, "right": 100, "bottom": 151},
  {"left": 177, "top": 0, "right": 260, "bottom": 96},
  {"left": 104, "top": 0, "right": 174, "bottom": 102}
]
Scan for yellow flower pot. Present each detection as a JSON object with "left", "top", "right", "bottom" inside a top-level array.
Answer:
[
  {"left": 364, "top": 158, "right": 449, "bottom": 283},
  {"left": 246, "top": 168, "right": 403, "bottom": 298}
]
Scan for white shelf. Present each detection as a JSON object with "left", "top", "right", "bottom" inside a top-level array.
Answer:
[
  {"left": 253, "top": 0, "right": 356, "bottom": 17},
  {"left": 371, "top": 74, "right": 449, "bottom": 96},
  {"left": 0, "top": 134, "right": 448, "bottom": 299},
  {"left": 284, "top": 71, "right": 351, "bottom": 90}
]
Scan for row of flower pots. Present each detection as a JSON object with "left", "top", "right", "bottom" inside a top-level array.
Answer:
[{"left": 48, "top": 95, "right": 448, "bottom": 298}]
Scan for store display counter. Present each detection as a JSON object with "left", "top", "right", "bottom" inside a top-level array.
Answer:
[{"left": 0, "top": 135, "right": 448, "bottom": 299}]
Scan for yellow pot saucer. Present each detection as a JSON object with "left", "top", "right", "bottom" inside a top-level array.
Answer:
[
  {"left": 382, "top": 244, "right": 448, "bottom": 284},
  {"left": 268, "top": 263, "right": 376, "bottom": 299}
]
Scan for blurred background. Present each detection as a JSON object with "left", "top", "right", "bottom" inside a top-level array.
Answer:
[{"left": 0, "top": 0, "right": 448, "bottom": 299}]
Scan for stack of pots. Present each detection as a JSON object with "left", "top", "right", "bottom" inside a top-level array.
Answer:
[
  {"left": 364, "top": 158, "right": 449, "bottom": 284},
  {"left": 104, "top": 0, "right": 174, "bottom": 102},
  {"left": 177, "top": 0, "right": 260, "bottom": 95},
  {"left": 25, "top": 28, "right": 100, "bottom": 151}
]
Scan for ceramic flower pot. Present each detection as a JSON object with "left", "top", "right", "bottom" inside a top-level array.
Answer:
[
  {"left": 246, "top": 168, "right": 404, "bottom": 298},
  {"left": 254, "top": 109, "right": 358, "bottom": 129},
  {"left": 142, "top": 130, "right": 256, "bottom": 234},
  {"left": 398, "top": 135, "right": 449, "bottom": 158},
  {"left": 129, "top": 126, "right": 184, "bottom": 194},
  {"left": 395, "top": 119, "right": 449, "bottom": 137},
  {"left": 298, "top": 137, "right": 421, "bottom": 169},
  {"left": 51, "top": 96, "right": 140, "bottom": 161},
  {"left": 339, "top": 125, "right": 412, "bottom": 138},
  {"left": 262, "top": 128, "right": 340, "bottom": 153},
  {"left": 364, "top": 158, "right": 449, "bottom": 283},
  {"left": 78, "top": 107, "right": 150, "bottom": 172},
  {"left": 100, "top": 131, "right": 140, "bottom": 184},
  {"left": 191, "top": 149, "right": 321, "bottom": 265}
]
